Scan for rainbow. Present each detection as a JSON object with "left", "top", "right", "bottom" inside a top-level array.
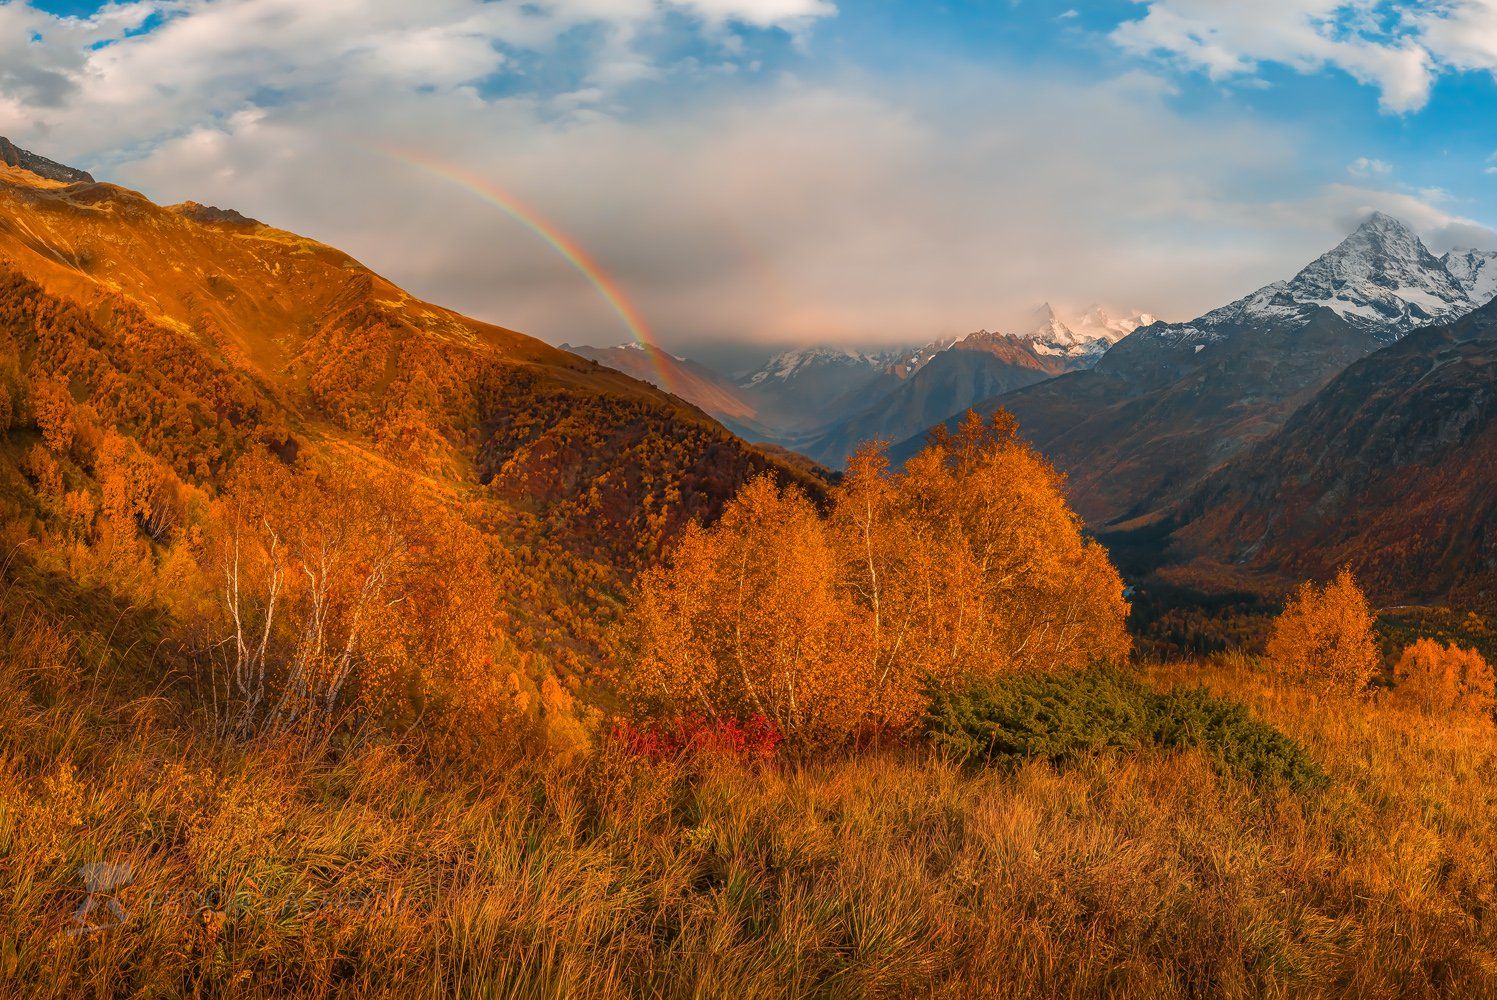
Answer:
[{"left": 379, "top": 145, "right": 678, "bottom": 393}]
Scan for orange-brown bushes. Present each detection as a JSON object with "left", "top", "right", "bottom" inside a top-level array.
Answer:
[
  {"left": 0, "top": 268, "right": 291, "bottom": 483},
  {"left": 621, "top": 411, "right": 1132, "bottom": 746},
  {"left": 200, "top": 453, "right": 525, "bottom": 755},
  {"left": 1266, "top": 567, "right": 1379, "bottom": 694},
  {"left": 1394, "top": 638, "right": 1496, "bottom": 718},
  {"left": 624, "top": 476, "right": 860, "bottom": 745}
]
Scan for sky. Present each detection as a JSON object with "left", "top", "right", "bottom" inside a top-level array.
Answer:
[{"left": 3, "top": 0, "right": 1497, "bottom": 370}]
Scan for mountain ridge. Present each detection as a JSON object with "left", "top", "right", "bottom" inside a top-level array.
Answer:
[
  {"left": 0, "top": 142, "right": 825, "bottom": 672},
  {"left": 0, "top": 136, "right": 95, "bottom": 184},
  {"left": 890, "top": 213, "right": 1497, "bottom": 525}
]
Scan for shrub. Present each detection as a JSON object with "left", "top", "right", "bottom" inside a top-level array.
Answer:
[
  {"left": 1149, "top": 687, "right": 1327, "bottom": 791},
  {"left": 611, "top": 714, "right": 784, "bottom": 764},
  {"left": 923, "top": 668, "right": 1327, "bottom": 793},
  {"left": 922, "top": 668, "right": 1151, "bottom": 765},
  {"left": 1393, "top": 638, "right": 1496, "bottom": 718},
  {"left": 1266, "top": 567, "right": 1378, "bottom": 694}
]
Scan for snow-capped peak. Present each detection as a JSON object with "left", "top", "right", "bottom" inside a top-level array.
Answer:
[
  {"left": 1013, "top": 303, "right": 1154, "bottom": 360},
  {"left": 1277, "top": 211, "right": 1469, "bottom": 328},
  {"left": 1444, "top": 248, "right": 1497, "bottom": 308},
  {"left": 1150, "top": 213, "right": 1484, "bottom": 349}
]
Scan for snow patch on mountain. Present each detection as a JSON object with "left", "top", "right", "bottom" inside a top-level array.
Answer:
[
  {"left": 1135, "top": 213, "right": 1492, "bottom": 352},
  {"left": 1444, "top": 248, "right": 1497, "bottom": 308},
  {"left": 1010, "top": 303, "right": 1154, "bottom": 360},
  {"left": 740, "top": 346, "right": 888, "bottom": 387}
]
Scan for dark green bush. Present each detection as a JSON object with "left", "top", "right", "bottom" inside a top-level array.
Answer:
[
  {"left": 923, "top": 669, "right": 1327, "bottom": 793},
  {"left": 922, "top": 668, "right": 1149, "bottom": 765},
  {"left": 1148, "top": 687, "right": 1327, "bottom": 792}
]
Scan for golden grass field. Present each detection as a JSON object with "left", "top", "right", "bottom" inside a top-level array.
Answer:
[{"left": 3, "top": 611, "right": 1497, "bottom": 1000}]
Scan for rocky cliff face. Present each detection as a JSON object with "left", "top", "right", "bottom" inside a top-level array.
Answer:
[{"left": 0, "top": 137, "right": 94, "bottom": 184}]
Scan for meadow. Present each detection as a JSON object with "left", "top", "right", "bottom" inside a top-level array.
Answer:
[{"left": 5, "top": 629, "right": 1496, "bottom": 998}]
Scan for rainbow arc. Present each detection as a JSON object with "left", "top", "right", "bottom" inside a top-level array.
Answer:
[{"left": 381, "top": 145, "right": 678, "bottom": 394}]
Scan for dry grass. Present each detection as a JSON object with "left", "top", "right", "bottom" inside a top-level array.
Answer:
[{"left": 3, "top": 642, "right": 1497, "bottom": 998}]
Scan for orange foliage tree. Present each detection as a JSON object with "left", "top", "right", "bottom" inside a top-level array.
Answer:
[
  {"left": 621, "top": 411, "right": 1132, "bottom": 746},
  {"left": 1266, "top": 567, "right": 1379, "bottom": 694},
  {"left": 204, "top": 452, "right": 521, "bottom": 752},
  {"left": 1394, "top": 639, "right": 1495, "bottom": 718},
  {"left": 622, "top": 477, "right": 859, "bottom": 744}
]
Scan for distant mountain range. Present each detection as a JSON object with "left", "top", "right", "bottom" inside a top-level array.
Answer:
[
  {"left": 894, "top": 213, "right": 1497, "bottom": 528},
  {"left": 568, "top": 303, "right": 1152, "bottom": 465}
]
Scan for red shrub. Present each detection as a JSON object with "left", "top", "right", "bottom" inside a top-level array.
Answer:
[{"left": 611, "top": 714, "right": 783, "bottom": 763}]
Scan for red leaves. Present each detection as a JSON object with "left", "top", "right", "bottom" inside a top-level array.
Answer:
[{"left": 610, "top": 713, "right": 783, "bottom": 764}]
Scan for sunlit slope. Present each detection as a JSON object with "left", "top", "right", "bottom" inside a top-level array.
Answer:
[
  {"left": 0, "top": 163, "right": 630, "bottom": 380},
  {"left": 0, "top": 159, "right": 819, "bottom": 565}
]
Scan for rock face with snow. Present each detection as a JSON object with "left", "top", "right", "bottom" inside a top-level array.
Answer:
[
  {"left": 1026, "top": 303, "right": 1151, "bottom": 361},
  {"left": 1443, "top": 248, "right": 1497, "bottom": 309},
  {"left": 893, "top": 212, "right": 1495, "bottom": 525}
]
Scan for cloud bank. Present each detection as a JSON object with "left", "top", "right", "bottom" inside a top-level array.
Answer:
[{"left": 0, "top": 0, "right": 1491, "bottom": 360}]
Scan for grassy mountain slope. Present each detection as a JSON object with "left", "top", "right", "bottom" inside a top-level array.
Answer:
[
  {"left": 0, "top": 153, "right": 822, "bottom": 678},
  {"left": 7, "top": 648, "right": 1497, "bottom": 996}
]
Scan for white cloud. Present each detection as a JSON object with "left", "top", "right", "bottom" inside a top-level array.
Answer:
[
  {"left": 1112, "top": 0, "right": 1497, "bottom": 115},
  {"left": 0, "top": 0, "right": 835, "bottom": 157},
  {"left": 0, "top": 0, "right": 1487, "bottom": 358},
  {"left": 675, "top": 0, "right": 835, "bottom": 30},
  {"left": 1248, "top": 182, "right": 1497, "bottom": 252},
  {"left": 109, "top": 67, "right": 1329, "bottom": 350},
  {"left": 1347, "top": 156, "right": 1391, "bottom": 177}
]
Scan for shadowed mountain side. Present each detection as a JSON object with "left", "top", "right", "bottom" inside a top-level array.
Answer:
[
  {"left": 890, "top": 308, "right": 1381, "bottom": 524},
  {"left": 799, "top": 333, "right": 1074, "bottom": 467},
  {"left": 1170, "top": 297, "right": 1497, "bottom": 607}
]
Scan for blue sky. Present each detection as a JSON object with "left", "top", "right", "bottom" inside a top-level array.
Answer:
[{"left": 3, "top": 0, "right": 1496, "bottom": 361}]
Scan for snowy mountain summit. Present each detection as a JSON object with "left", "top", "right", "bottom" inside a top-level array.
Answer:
[
  {"left": 1020, "top": 303, "right": 1154, "bottom": 360},
  {"left": 1146, "top": 213, "right": 1497, "bottom": 351},
  {"left": 1288, "top": 211, "right": 1474, "bottom": 329}
]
